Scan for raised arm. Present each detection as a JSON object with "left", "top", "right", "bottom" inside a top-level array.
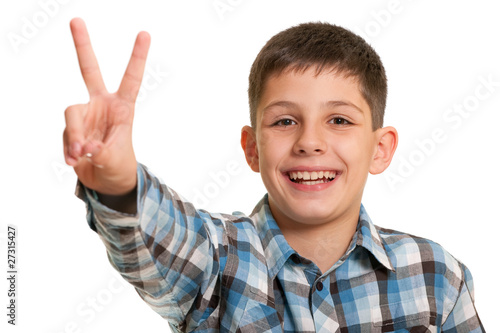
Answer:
[
  {"left": 66, "top": 20, "right": 226, "bottom": 330},
  {"left": 63, "top": 18, "right": 150, "bottom": 208}
]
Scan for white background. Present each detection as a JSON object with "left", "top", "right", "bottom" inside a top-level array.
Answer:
[{"left": 1, "top": 0, "right": 498, "bottom": 332}]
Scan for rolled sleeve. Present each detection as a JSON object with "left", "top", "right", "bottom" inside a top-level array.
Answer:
[
  {"left": 76, "top": 163, "right": 223, "bottom": 329},
  {"left": 75, "top": 167, "right": 143, "bottom": 231}
]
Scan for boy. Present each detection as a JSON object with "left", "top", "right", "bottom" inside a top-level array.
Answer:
[{"left": 64, "top": 18, "right": 484, "bottom": 332}]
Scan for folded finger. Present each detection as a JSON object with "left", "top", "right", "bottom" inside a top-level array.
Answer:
[
  {"left": 63, "top": 130, "right": 77, "bottom": 166},
  {"left": 64, "top": 104, "right": 86, "bottom": 164}
]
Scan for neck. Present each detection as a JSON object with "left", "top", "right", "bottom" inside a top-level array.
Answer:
[{"left": 271, "top": 203, "right": 360, "bottom": 274}]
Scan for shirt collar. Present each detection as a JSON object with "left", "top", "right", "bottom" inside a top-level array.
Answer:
[
  {"left": 250, "top": 194, "right": 296, "bottom": 279},
  {"left": 250, "top": 195, "right": 395, "bottom": 278},
  {"left": 356, "top": 205, "right": 395, "bottom": 272}
]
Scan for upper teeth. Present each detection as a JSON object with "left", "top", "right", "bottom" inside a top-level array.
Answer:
[{"left": 288, "top": 170, "right": 336, "bottom": 181}]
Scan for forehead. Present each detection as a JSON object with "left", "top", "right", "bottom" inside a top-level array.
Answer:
[{"left": 257, "top": 67, "right": 370, "bottom": 118}]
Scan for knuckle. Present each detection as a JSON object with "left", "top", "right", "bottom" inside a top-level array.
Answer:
[
  {"left": 64, "top": 105, "right": 76, "bottom": 115},
  {"left": 64, "top": 105, "right": 79, "bottom": 119},
  {"left": 65, "top": 103, "right": 86, "bottom": 114}
]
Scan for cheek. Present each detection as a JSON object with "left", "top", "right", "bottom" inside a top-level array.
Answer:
[
  {"left": 257, "top": 133, "right": 293, "bottom": 180},
  {"left": 334, "top": 134, "right": 374, "bottom": 171},
  {"left": 256, "top": 134, "right": 272, "bottom": 170},
  {"left": 258, "top": 132, "right": 287, "bottom": 158}
]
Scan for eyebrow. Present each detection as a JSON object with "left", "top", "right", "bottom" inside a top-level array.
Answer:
[
  {"left": 261, "top": 100, "right": 364, "bottom": 114},
  {"left": 323, "top": 100, "right": 364, "bottom": 114},
  {"left": 261, "top": 101, "right": 297, "bottom": 114}
]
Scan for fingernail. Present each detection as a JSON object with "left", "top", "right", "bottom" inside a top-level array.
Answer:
[{"left": 70, "top": 142, "right": 82, "bottom": 157}]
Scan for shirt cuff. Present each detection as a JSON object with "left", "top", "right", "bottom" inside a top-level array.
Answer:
[{"left": 75, "top": 164, "right": 145, "bottom": 231}]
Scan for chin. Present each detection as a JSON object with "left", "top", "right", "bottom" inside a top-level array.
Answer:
[{"left": 284, "top": 202, "right": 343, "bottom": 226}]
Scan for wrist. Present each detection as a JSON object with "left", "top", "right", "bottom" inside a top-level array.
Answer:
[
  {"left": 95, "top": 186, "right": 137, "bottom": 214},
  {"left": 94, "top": 160, "right": 138, "bottom": 196}
]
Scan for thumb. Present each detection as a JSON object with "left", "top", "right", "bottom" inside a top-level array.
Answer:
[
  {"left": 82, "top": 139, "right": 105, "bottom": 168},
  {"left": 82, "top": 125, "right": 133, "bottom": 170}
]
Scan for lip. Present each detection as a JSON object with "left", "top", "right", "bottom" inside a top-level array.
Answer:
[
  {"left": 282, "top": 166, "right": 340, "bottom": 192},
  {"left": 284, "top": 166, "right": 337, "bottom": 172}
]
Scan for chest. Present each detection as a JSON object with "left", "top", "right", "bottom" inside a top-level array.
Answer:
[{"left": 192, "top": 260, "right": 442, "bottom": 332}]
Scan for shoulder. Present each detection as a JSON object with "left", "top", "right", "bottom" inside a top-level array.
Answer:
[
  {"left": 376, "top": 226, "right": 463, "bottom": 269},
  {"left": 201, "top": 210, "right": 265, "bottom": 260},
  {"left": 376, "top": 225, "right": 467, "bottom": 291},
  {"left": 203, "top": 210, "right": 261, "bottom": 237},
  {"left": 373, "top": 226, "right": 481, "bottom": 325}
]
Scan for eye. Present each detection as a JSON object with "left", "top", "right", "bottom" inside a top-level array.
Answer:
[
  {"left": 272, "top": 118, "right": 296, "bottom": 127},
  {"left": 330, "top": 117, "right": 351, "bottom": 125}
]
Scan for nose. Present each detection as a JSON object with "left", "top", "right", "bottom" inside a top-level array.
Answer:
[{"left": 293, "top": 123, "right": 327, "bottom": 155}]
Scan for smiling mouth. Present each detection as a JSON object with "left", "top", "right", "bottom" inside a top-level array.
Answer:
[{"left": 287, "top": 170, "right": 337, "bottom": 185}]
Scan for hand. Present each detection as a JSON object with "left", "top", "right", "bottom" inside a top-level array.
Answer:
[{"left": 63, "top": 18, "right": 150, "bottom": 195}]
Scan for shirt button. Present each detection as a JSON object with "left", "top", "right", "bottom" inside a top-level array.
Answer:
[{"left": 316, "top": 281, "right": 323, "bottom": 291}]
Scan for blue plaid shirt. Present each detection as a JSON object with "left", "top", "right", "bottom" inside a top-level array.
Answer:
[{"left": 78, "top": 164, "right": 484, "bottom": 332}]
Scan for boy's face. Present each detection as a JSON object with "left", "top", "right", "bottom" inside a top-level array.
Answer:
[{"left": 241, "top": 67, "right": 397, "bottom": 228}]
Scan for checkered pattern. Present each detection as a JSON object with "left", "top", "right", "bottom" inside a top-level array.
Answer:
[{"left": 77, "top": 164, "right": 485, "bottom": 332}]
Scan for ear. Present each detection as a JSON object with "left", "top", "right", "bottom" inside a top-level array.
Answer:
[
  {"left": 369, "top": 126, "right": 398, "bottom": 175},
  {"left": 241, "top": 125, "right": 260, "bottom": 173}
]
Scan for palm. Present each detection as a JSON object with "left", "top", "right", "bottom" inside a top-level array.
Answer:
[{"left": 63, "top": 18, "right": 150, "bottom": 195}]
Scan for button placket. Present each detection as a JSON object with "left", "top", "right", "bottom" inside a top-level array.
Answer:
[{"left": 311, "top": 276, "right": 338, "bottom": 333}]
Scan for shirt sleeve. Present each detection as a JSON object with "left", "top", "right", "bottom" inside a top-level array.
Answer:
[
  {"left": 76, "top": 163, "right": 225, "bottom": 331},
  {"left": 441, "top": 263, "right": 485, "bottom": 332}
]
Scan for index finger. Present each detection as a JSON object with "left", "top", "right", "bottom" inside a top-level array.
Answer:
[{"left": 70, "top": 18, "right": 107, "bottom": 95}]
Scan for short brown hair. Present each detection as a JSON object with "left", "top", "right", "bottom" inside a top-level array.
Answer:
[{"left": 248, "top": 22, "right": 387, "bottom": 130}]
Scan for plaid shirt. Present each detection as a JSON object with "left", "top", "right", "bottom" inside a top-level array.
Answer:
[{"left": 78, "top": 164, "right": 484, "bottom": 332}]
